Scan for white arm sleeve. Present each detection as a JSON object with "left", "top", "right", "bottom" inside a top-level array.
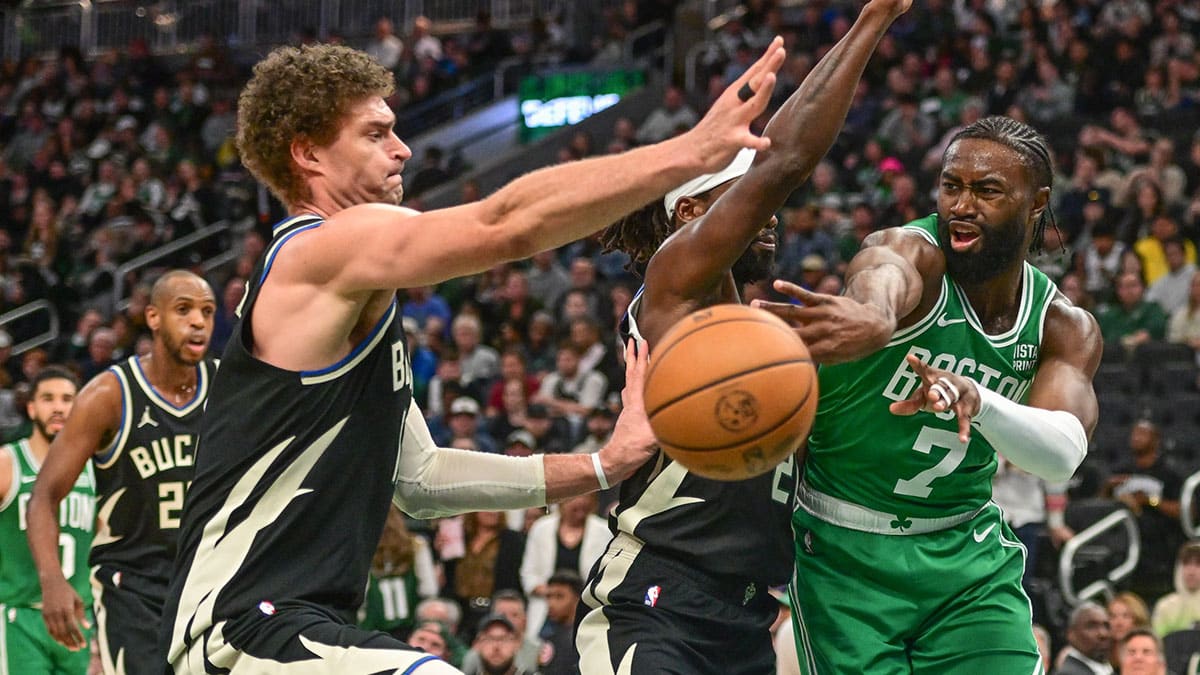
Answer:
[
  {"left": 971, "top": 385, "right": 1088, "bottom": 482},
  {"left": 392, "top": 400, "right": 547, "bottom": 519}
]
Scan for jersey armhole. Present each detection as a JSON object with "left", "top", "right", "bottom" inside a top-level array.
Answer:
[
  {"left": 95, "top": 367, "right": 133, "bottom": 469},
  {"left": 0, "top": 445, "right": 19, "bottom": 512}
]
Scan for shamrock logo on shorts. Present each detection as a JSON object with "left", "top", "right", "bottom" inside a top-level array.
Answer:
[{"left": 890, "top": 516, "right": 913, "bottom": 532}]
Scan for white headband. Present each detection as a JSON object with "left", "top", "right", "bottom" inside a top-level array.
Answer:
[{"left": 662, "top": 148, "right": 756, "bottom": 218}]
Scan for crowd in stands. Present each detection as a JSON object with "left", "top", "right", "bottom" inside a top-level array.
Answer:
[{"left": 7, "top": 0, "right": 1200, "bottom": 672}]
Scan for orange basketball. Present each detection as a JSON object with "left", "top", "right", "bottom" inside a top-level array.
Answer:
[{"left": 643, "top": 304, "right": 817, "bottom": 481}]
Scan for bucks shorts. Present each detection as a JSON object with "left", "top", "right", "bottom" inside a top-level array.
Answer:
[
  {"left": 789, "top": 500, "right": 1043, "bottom": 674},
  {"left": 169, "top": 599, "right": 460, "bottom": 674},
  {"left": 576, "top": 532, "right": 778, "bottom": 675},
  {"left": 92, "top": 565, "right": 166, "bottom": 675},
  {"left": 1, "top": 604, "right": 92, "bottom": 675}
]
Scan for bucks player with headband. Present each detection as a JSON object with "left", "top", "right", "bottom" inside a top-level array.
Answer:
[
  {"left": 0, "top": 366, "right": 87, "bottom": 673},
  {"left": 755, "top": 116, "right": 1101, "bottom": 672},
  {"left": 585, "top": 2, "right": 910, "bottom": 672},
  {"left": 27, "top": 270, "right": 216, "bottom": 674}
]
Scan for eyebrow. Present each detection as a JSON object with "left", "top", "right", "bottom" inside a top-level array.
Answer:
[{"left": 940, "top": 171, "right": 1008, "bottom": 189}]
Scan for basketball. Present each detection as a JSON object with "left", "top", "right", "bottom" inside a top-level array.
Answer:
[{"left": 643, "top": 304, "right": 818, "bottom": 481}]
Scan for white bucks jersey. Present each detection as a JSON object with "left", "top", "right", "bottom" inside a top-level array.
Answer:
[
  {"left": 615, "top": 288, "right": 798, "bottom": 585},
  {"left": 163, "top": 215, "right": 415, "bottom": 666},
  {"left": 92, "top": 356, "right": 213, "bottom": 582}
]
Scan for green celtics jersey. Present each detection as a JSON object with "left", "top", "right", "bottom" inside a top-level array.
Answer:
[
  {"left": 359, "top": 569, "right": 419, "bottom": 635},
  {"left": 805, "top": 215, "right": 1058, "bottom": 522},
  {"left": 0, "top": 438, "right": 96, "bottom": 607}
]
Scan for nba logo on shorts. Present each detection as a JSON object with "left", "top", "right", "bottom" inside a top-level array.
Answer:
[{"left": 644, "top": 585, "right": 661, "bottom": 607}]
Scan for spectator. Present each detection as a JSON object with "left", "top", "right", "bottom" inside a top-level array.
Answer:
[
  {"left": 463, "top": 613, "right": 534, "bottom": 675},
  {"left": 1108, "top": 592, "right": 1152, "bottom": 669},
  {"left": 403, "top": 285, "right": 453, "bottom": 335},
  {"left": 635, "top": 86, "right": 699, "bottom": 144},
  {"left": 535, "top": 570, "right": 584, "bottom": 674},
  {"left": 533, "top": 344, "right": 606, "bottom": 434},
  {"left": 1151, "top": 541, "right": 1200, "bottom": 637},
  {"left": 520, "top": 490, "right": 606, "bottom": 634},
  {"left": 410, "top": 16, "right": 444, "bottom": 62},
  {"left": 522, "top": 403, "right": 572, "bottom": 456},
  {"left": 78, "top": 325, "right": 117, "bottom": 381},
  {"left": 1146, "top": 238, "right": 1198, "bottom": 315},
  {"left": 875, "top": 93, "right": 936, "bottom": 164},
  {"left": 1106, "top": 420, "right": 1185, "bottom": 602},
  {"left": 439, "top": 396, "right": 499, "bottom": 454},
  {"left": 408, "top": 145, "right": 452, "bottom": 197},
  {"left": 1135, "top": 216, "right": 1197, "bottom": 286},
  {"left": 1056, "top": 601, "right": 1113, "bottom": 675},
  {"left": 210, "top": 275, "right": 243, "bottom": 355},
  {"left": 359, "top": 505, "right": 439, "bottom": 640},
  {"left": 451, "top": 313, "right": 500, "bottom": 388},
  {"left": 1096, "top": 272, "right": 1168, "bottom": 353},
  {"left": 1117, "top": 628, "right": 1168, "bottom": 675},
  {"left": 366, "top": 17, "right": 405, "bottom": 70},
  {"left": 408, "top": 620, "right": 453, "bottom": 663},
  {"left": 1167, "top": 270, "right": 1200, "bottom": 352}
]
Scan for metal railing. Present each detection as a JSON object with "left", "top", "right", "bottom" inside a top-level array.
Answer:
[
  {"left": 0, "top": 300, "right": 60, "bottom": 357},
  {"left": 1182, "top": 470, "right": 1200, "bottom": 538},
  {"left": 1057, "top": 508, "right": 1141, "bottom": 606},
  {"left": 4, "top": 0, "right": 626, "bottom": 60},
  {"left": 110, "top": 219, "right": 248, "bottom": 315}
]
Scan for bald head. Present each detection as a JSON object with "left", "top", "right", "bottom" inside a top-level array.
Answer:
[{"left": 150, "top": 270, "right": 213, "bottom": 309}]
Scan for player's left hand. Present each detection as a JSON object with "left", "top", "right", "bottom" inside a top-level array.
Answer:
[
  {"left": 888, "top": 354, "right": 980, "bottom": 443},
  {"left": 603, "top": 339, "right": 658, "bottom": 482}
]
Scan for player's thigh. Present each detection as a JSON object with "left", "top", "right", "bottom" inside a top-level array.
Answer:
[
  {"left": 909, "top": 523, "right": 1041, "bottom": 675},
  {"left": 92, "top": 568, "right": 161, "bottom": 675},
  {"left": 791, "top": 514, "right": 911, "bottom": 675},
  {"left": 220, "top": 601, "right": 458, "bottom": 674}
]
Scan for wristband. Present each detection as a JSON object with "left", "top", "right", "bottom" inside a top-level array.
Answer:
[
  {"left": 1047, "top": 510, "right": 1066, "bottom": 529},
  {"left": 592, "top": 453, "right": 610, "bottom": 490}
]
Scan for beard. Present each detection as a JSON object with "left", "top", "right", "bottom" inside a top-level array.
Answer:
[
  {"left": 161, "top": 330, "right": 204, "bottom": 365},
  {"left": 33, "top": 418, "right": 60, "bottom": 443},
  {"left": 936, "top": 214, "right": 1027, "bottom": 285},
  {"left": 732, "top": 246, "right": 776, "bottom": 286}
]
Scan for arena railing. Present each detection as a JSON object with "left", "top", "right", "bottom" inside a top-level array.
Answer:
[
  {"left": 0, "top": 300, "right": 60, "bottom": 358},
  {"left": 1057, "top": 507, "right": 1140, "bottom": 606},
  {"left": 109, "top": 217, "right": 251, "bottom": 315},
  {"left": 1181, "top": 470, "right": 1200, "bottom": 539}
]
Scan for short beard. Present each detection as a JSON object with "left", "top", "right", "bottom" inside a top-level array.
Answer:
[
  {"left": 732, "top": 247, "right": 776, "bottom": 286},
  {"left": 936, "top": 214, "right": 1025, "bottom": 285},
  {"left": 33, "top": 418, "right": 58, "bottom": 443}
]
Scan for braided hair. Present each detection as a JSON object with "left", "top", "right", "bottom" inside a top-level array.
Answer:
[
  {"left": 947, "top": 116, "right": 1059, "bottom": 254},
  {"left": 599, "top": 198, "right": 675, "bottom": 276}
]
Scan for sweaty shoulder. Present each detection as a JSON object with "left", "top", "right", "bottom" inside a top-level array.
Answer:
[{"left": 1042, "top": 294, "right": 1102, "bottom": 371}]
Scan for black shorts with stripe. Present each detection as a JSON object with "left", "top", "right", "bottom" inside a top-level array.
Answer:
[{"left": 575, "top": 533, "right": 778, "bottom": 675}]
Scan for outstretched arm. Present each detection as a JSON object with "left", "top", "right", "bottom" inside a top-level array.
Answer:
[
  {"left": 27, "top": 372, "right": 121, "bottom": 650},
  {"left": 644, "top": 0, "right": 911, "bottom": 315},
  {"left": 393, "top": 341, "right": 656, "bottom": 518},
  {"left": 753, "top": 227, "right": 935, "bottom": 363},
  {"left": 292, "top": 41, "right": 785, "bottom": 294}
]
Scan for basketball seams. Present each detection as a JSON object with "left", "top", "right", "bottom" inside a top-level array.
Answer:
[
  {"left": 645, "top": 359, "right": 814, "bottom": 417},
  {"left": 654, "top": 372, "right": 816, "bottom": 452},
  {"left": 645, "top": 315, "right": 802, "bottom": 388}
]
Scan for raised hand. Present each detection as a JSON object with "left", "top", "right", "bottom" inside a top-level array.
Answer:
[
  {"left": 686, "top": 36, "right": 786, "bottom": 172},
  {"left": 888, "top": 354, "right": 982, "bottom": 443}
]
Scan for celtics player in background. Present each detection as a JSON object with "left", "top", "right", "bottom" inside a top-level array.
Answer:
[
  {"left": 584, "top": 1, "right": 910, "bottom": 672},
  {"left": 755, "top": 116, "right": 1101, "bottom": 673},
  {"left": 0, "top": 366, "right": 87, "bottom": 674},
  {"left": 28, "top": 270, "right": 216, "bottom": 674}
]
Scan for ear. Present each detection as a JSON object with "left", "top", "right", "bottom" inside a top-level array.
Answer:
[
  {"left": 145, "top": 303, "right": 161, "bottom": 333},
  {"left": 290, "top": 135, "right": 321, "bottom": 177},
  {"left": 674, "top": 196, "right": 709, "bottom": 224},
  {"left": 1030, "top": 185, "right": 1051, "bottom": 224}
]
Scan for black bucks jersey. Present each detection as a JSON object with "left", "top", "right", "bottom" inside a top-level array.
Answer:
[
  {"left": 614, "top": 288, "right": 798, "bottom": 585},
  {"left": 162, "top": 214, "right": 413, "bottom": 665},
  {"left": 92, "top": 355, "right": 213, "bottom": 583}
]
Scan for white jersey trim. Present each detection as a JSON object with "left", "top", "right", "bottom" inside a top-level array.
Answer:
[
  {"left": 0, "top": 444, "right": 19, "bottom": 512},
  {"left": 129, "top": 357, "right": 209, "bottom": 418}
]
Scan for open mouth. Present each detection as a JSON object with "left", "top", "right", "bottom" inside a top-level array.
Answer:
[
  {"left": 185, "top": 336, "right": 208, "bottom": 353},
  {"left": 949, "top": 221, "right": 981, "bottom": 252}
]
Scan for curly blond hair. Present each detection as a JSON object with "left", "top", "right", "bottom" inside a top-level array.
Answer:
[{"left": 236, "top": 44, "right": 395, "bottom": 206}]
